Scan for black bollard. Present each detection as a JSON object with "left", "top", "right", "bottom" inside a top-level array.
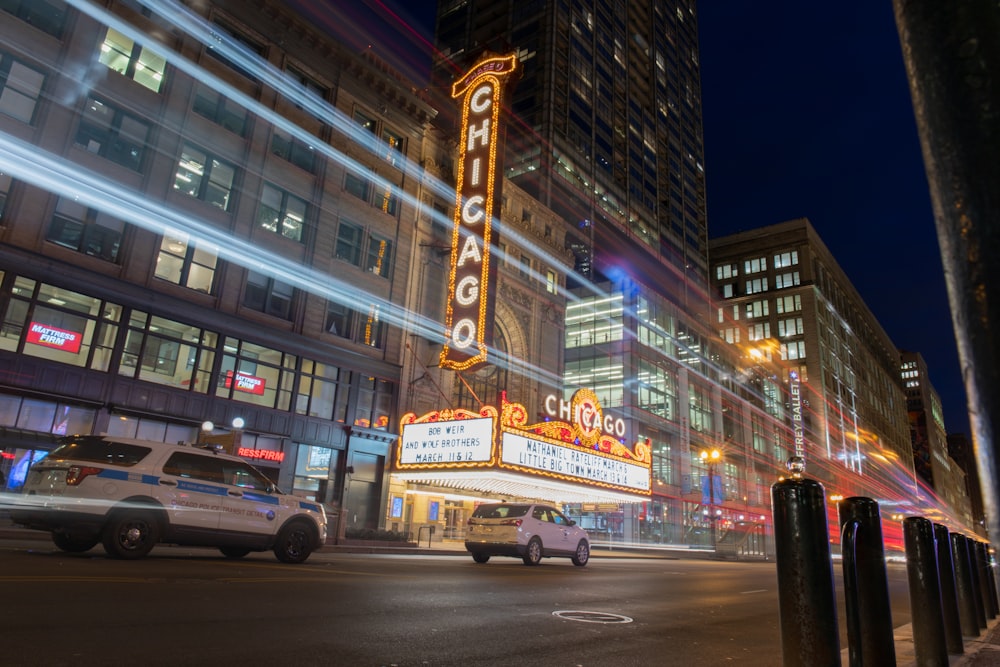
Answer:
[
  {"left": 951, "top": 534, "right": 980, "bottom": 636},
  {"left": 933, "top": 524, "right": 965, "bottom": 654},
  {"left": 839, "top": 497, "right": 895, "bottom": 666},
  {"left": 985, "top": 544, "right": 1000, "bottom": 615},
  {"left": 772, "top": 476, "right": 839, "bottom": 667},
  {"left": 904, "top": 517, "right": 948, "bottom": 666},
  {"left": 974, "top": 542, "right": 997, "bottom": 619},
  {"left": 966, "top": 537, "right": 988, "bottom": 630}
]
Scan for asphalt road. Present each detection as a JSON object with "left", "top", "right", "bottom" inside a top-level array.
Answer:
[{"left": 0, "top": 538, "right": 918, "bottom": 667}]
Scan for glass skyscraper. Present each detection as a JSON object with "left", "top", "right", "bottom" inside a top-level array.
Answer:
[{"left": 433, "top": 0, "right": 708, "bottom": 314}]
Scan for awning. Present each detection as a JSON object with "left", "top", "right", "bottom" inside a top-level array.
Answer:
[{"left": 391, "top": 470, "right": 647, "bottom": 504}]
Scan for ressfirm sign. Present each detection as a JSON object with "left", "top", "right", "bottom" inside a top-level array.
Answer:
[{"left": 440, "top": 53, "right": 518, "bottom": 371}]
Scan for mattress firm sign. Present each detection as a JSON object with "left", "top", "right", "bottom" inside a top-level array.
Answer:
[
  {"left": 440, "top": 53, "right": 518, "bottom": 372},
  {"left": 501, "top": 432, "right": 651, "bottom": 493},
  {"left": 399, "top": 416, "right": 494, "bottom": 465}
]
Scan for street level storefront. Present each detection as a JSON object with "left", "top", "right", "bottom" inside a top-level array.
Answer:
[
  {"left": 0, "top": 270, "right": 396, "bottom": 531},
  {"left": 387, "top": 389, "right": 652, "bottom": 542}
]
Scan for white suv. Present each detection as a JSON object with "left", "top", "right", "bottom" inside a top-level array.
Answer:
[
  {"left": 10, "top": 435, "right": 326, "bottom": 563},
  {"left": 465, "top": 502, "right": 590, "bottom": 566}
]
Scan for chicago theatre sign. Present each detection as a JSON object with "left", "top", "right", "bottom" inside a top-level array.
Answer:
[
  {"left": 440, "top": 53, "right": 519, "bottom": 371},
  {"left": 397, "top": 390, "right": 652, "bottom": 499}
]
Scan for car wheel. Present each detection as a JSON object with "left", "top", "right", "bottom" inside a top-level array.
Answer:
[
  {"left": 273, "top": 521, "right": 315, "bottom": 564},
  {"left": 522, "top": 537, "right": 543, "bottom": 565},
  {"left": 571, "top": 540, "right": 590, "bottom": 566},
  {"left": 220, "top": 547, "right": 251, "bottom": 559},
  {"left": 52, "top": 532, "right": 99, "bottom": 553},
  {"left": 102, "top": 510, "right": 159, "bottom": 559},
  {"left": 472, "top": 552, "right": 490, "bottom": 563}
]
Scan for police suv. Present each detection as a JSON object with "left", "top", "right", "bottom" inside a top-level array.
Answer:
[{"left": 10, "top": 435, "right": 327, "bottom": 563}]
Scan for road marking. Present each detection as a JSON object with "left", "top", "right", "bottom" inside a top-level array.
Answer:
[{"left": 553, "top": 610, "right": 634, "bottom": 624}]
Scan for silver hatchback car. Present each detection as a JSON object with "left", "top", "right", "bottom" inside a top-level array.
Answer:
[{"left": 465, "top": 502, "right": 590, "bottom": 566}]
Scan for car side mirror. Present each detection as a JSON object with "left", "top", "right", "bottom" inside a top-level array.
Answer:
[{"left": 568, "top": 519, "right": 576, "bottom": 526}]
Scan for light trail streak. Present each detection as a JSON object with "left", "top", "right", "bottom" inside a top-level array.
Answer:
[
  {"left": 0, "top": 0, "right": 590, "bottom": 388},
  {"left": 12, "top": 4, "right": 972, "bottom": 534},
  {"left": 65, "top": 0, "right": 598, "bottom": 309}
]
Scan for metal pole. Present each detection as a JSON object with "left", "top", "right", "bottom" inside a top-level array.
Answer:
[
  {"left": 892, "top": 0, "right": 1000, "bottom": 544},
  {"left": 709, "top": 462, "right": 716, "bottom": 550},
  {"left": 771, "top": 474, "right": 839, "bottom": 666},
  {"left": 839, "top": 497, "right": 895, "bottom": 666},
  {"left": 904, "top": 517, "right": 948, "bottom": 666},
  {"left": 934, "top": 523, "right": 966, "bottom": 654},
  {"left": 986, "top": 543, "right": 1000, "bottom": 614},
  {"left": 951, "top": 533, "right": 980, "bottom": 636}
]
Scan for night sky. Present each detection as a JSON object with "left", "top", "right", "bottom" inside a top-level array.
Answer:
[{"left": 345, "top": 1, "right": 968, "bottom": 436}]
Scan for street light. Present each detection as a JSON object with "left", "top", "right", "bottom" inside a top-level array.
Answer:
[{"left": 700, "top": 448, "right": 721, "bottom": 550}]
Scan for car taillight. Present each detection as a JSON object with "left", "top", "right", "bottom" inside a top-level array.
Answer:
[
  {"left": 65, "top": 466, "right": 103, "bottom": 486},
  {"left": 499, "top": 519, "right": 523, "bottom": 527}
]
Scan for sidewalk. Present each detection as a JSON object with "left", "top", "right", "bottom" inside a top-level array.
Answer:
[
  {"left": 882, "top": 619, "right": 1000, "bottom": 666},
  {"left": 4, "top": 517, "right": 1000, "bottom": 664}
]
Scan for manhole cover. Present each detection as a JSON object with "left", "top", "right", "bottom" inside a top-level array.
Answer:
[{"left": 552, "top": 610, "right": 633, "bottom": 624}]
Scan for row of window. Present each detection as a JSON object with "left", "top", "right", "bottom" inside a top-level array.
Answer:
[
  {"left": 26, "top": 157, "right": 392, "bottom": 298},
  {"left": 0, "top": 272, "right": 394, "bottom": 428},
  {"left": 713, "top": 250, "right": 799, "bottom": 281},
  {"left": 1, "top": 29, "right": 406, "bottom": 241}
]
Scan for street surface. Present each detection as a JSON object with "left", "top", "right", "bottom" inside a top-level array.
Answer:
[{"left": 0, "top": 538, "right": 915, "bottom": 666}]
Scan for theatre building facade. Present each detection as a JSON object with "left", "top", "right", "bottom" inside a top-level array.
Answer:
[{"left": 0, "top": 0, "right": 447, "bottom": 533}]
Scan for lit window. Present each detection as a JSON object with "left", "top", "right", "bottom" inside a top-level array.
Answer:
[
  {"left": 365, "top": 235, "right": 392, "bottom": 278},
  {"left": 173, "top": 144, "right": 236, "bottom": 211},
  {"left": 546, "top": 269, "right": 558, "bottom": 295},
  {"left": 257, "top": 183, "right": 307, "bottom": 242},
  {"left": 154, "top": 233, "right": 218, "bottom": 293},
  {"left": 99, "top": 28, "right": 165, "bottom": 93}
]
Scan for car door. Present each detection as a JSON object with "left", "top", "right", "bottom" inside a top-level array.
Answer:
[
  {"left": 543, "top": 506, "right": 574, "bottom": 552},
  {"left": 158, "top": 452, "right": 226, "bottom": 533},
  {"left": 216, "top": 458, "right": 282, "bottom": 537}
]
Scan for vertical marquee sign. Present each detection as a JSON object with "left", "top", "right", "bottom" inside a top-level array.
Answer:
[
  {"left": 440, "top": 53, "right": 519, "bottom": 371},
  {"left": 789, "top": 370, "right": 804, "bottom": 459}
]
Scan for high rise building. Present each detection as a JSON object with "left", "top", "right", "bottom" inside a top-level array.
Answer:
[
  {"left": 900, "top": 351, "right": 971, "bottom": 527},
  {"left": 709, "top": 219, "right": 920, "bottom": 502},
  {"left": 433, "top": 0, "right": 709, "bottom": 314}
]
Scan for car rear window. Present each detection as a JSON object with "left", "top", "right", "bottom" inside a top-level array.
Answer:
[
  {"left": 48, "top": 437, "right": 151, "bottom": 467},
  {"left": 471, "top": 504, "right": 530, "bottom": 519}
]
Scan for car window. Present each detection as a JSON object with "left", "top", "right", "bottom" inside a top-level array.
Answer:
[
  {"left": 472, "top": 504, "right": 530, "bottom": 519},
  {"left": 220, "top": 461, "right": 271, "bottom": 491},
  {"left": 49, "top": 437, "right": 151, "bottom": 467},
  {"left": 162, "top": 452, "right": 226, "bottom": 484},
  {"left": 532, "top": 507, "right": 549, "bottom": 522},
  {"left": 551, "top": 510, "right": 569, "bottom": 526}
]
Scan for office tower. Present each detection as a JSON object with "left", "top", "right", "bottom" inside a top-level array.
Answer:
[
  {"left": 900, "top": 351, "right": 971, "bottom": 526},
  {"left": 433, "top": 0, "right": 708, "bottom": 314},
  {"left": 709, "top": 219, "right": 917, "bottom": 493}
]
